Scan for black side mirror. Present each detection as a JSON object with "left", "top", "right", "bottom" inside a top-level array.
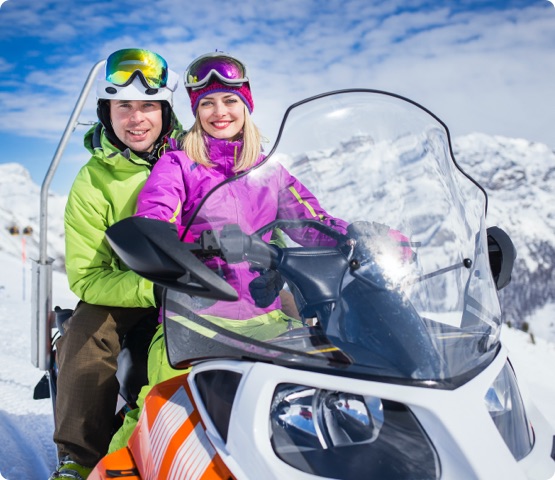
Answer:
[
  {"left": 487, "top": 226, "right": 516, "bottom": 291},
  {"left": 106, "top": 217, "right": 238, "bottom": 301}
]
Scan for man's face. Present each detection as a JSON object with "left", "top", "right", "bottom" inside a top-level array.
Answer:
[{"left": 109, "top": 100, "right": 163, "bottom": 153}]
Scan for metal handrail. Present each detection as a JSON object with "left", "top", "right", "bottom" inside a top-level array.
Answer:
[
  {"left": 39, "top": 60, "right": 105, "bottom": 262},
  {"left": 31, "top": 60, "right": 105, "bottom": 370}
]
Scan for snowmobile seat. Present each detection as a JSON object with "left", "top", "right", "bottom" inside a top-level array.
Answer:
[
  {"left": 54, "top": 306, "right": 73, "bottom": 336},
  {"left": 115, "top": 318, "right": 154, "bottom": 405}
]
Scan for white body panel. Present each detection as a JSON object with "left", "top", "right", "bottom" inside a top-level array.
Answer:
[{"left": 187, "top": 347, "right": 555, "bottom": 480}]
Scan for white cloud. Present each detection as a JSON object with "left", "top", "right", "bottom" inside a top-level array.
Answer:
[
  {"left": 0, "top": 0, "right": 554, "bottom": 155},
  {"left": 0, "top": 57, "right": 11, "bottom": 73}
]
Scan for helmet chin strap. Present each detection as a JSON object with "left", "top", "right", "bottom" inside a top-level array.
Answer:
[{"left": 133, "top": 140, "right": 162, "bottom": 165}]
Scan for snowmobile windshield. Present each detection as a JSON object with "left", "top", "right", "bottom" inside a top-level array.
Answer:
[{"left": 163, "top": 90, "right": 502, "bottom": 388}]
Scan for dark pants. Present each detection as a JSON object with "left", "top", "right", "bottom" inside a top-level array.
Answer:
[{"left": 53, "top": 301, "right": 158, "bottom": 467}]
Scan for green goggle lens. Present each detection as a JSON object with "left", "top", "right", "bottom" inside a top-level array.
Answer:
[{"left": 105, "top": 48, "right": 168, "bottom": 89}]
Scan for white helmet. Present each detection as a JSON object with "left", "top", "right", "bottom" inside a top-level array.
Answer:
[{"left": 96, "top": 48, "right": 178, "bottom": 106}]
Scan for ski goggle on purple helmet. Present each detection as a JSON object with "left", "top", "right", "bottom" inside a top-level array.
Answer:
[
  {"left": 184, "top": 52, "right": 249, "bottom": 91},
  {"left": 105, "top": 48, "right": 169, "bottom": 89}
]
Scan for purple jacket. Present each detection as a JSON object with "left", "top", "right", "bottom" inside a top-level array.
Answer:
[{"left": 136, "top": 135, "right": 347, "bottom": 319}]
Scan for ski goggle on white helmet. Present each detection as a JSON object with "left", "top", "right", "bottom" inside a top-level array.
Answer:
[{"left": 96, "top": 48, "right": 178, "bottom": 105}]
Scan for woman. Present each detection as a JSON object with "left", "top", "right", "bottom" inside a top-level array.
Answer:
[{"left": 135, "top": 51, "right": 349, "bottom": 322}]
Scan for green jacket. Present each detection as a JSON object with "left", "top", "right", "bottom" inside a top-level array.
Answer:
[{"left": 64, "top": 122, "right": 183, "bottom": 307}]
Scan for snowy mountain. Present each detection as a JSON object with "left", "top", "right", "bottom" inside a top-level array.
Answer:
[{"left": 278, "top": 129, "right": 554, "bottom": 337}]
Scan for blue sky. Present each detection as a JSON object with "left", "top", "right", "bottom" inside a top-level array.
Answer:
[{"left": 0, "top": 0, "right": 554, "bottom": 195}]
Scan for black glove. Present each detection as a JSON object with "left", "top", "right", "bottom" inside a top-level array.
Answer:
[{"left": 249, "top": 269, "right": 285, "bottom": 308}]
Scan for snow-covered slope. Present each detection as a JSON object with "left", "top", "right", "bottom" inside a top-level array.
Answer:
[{"left": 0, "top": 250, "right": 77, "bottom": 479}]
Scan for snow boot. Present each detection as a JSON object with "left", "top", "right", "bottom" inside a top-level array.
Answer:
[{"left": 49, "top": 456, "right": 93, "bottom": 480}]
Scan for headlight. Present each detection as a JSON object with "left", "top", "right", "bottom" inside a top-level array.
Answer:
[
  {"left": 485, "top": 361, "right": 534, "bottom": 460},
  {"left": 270, "top": 384, "right": 440, "bottom": 479}
]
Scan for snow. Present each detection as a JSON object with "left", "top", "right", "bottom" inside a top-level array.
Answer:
[
  {"left": 0, "top": 250, "right": 553, "bottom": 479},
  {"left": 0, "top": 252, "right": 77, "bottom": 479},
  {"left": 526, "top": 302, "right": 555, "bottom": 345}
]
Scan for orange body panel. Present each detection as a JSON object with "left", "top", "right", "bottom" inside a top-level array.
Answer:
[
  {"left": 90, "top": 373, "right": 235, "bottom": 479},
  {"left": 89, "top": 447, "right": 140, "bottom": 480}
]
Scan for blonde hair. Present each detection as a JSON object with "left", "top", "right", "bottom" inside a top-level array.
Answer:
[{"left": 181, "top": 103, "right": 262, "bottom": 172}]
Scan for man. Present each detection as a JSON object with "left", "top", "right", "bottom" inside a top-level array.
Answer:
[{"left": 50, "top": 48, "right": 181, "bottom": 480}]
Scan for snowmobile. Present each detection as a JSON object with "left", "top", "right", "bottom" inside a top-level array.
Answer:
[{"left": 90, "top": 89, "right": 554, "bottom": 479}]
